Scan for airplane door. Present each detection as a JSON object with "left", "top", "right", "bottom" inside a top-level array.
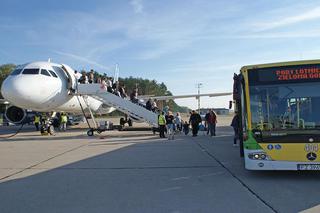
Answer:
[{"left": 61, "top": 64, "right": 77, "bottom": 91}]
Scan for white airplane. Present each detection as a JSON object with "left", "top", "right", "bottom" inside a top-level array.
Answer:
[
  {"left": 1, "top": 61, "right": 114, "bottom": 124},
  {"left": 1, "top": 60, "right": 232, "bottom": 126}
]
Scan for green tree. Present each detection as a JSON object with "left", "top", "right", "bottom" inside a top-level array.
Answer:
[{"left": 118, "top": 76, "right": 190, "bottom": 113}]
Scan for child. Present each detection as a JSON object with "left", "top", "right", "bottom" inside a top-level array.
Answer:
[{"left": 183, "top": 121, "right": 189, "bottom": 135}]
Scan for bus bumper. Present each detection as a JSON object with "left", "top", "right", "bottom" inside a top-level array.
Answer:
[{"left": 244, "top": 149, "right": 320, "bottom": 170}]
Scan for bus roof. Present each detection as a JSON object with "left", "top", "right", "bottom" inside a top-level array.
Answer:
[{"left": 240, "top": 59, "right": 320, "bottom": 72}]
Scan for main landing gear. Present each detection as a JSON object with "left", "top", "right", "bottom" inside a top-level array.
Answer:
[
  {"left": 87, "top": 128, "right": 108, "bottom": 136},
  {"left": 120, "top": 116, "right": 132, "bottom": 128}
]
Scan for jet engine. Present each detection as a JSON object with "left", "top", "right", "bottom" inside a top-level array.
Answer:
[{"left": 4, "top": 106, "right": 27, "bottom": 124}]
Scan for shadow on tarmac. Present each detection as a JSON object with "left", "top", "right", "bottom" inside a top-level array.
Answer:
[{"left": 0, "top": 126, "right": 320, "bottom": 212}]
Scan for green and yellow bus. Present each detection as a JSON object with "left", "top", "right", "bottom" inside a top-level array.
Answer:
[{"left": 234, "top": 60, "right": 320, "bottom": 170}]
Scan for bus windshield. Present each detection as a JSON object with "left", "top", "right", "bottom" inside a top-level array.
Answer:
[{"left": 249, "top": 82, "right": 320, "bottom": 134}]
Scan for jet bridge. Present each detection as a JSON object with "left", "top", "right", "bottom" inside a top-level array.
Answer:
[{"left": 76, "top": 84, "right": 159, "bottom": 128}]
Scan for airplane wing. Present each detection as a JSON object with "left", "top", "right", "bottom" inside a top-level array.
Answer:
[{"left": 138, "top": 92, "right": 232, "bottom": 101}]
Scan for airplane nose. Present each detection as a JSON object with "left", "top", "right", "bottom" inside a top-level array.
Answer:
[
  {"left": 1, "top": 77, "right": 14, "bottom": 101},
  {"left": 1, "top": 76, "right": 38, "bottom": 107}
]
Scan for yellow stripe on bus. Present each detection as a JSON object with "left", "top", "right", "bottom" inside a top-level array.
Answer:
[{"left": 260, "top": 143, "right": 320, "bottom": 162}]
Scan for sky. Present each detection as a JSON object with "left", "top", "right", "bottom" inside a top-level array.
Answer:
[{"left": 1, "top": 0, "right": 320, "bottom": 109}]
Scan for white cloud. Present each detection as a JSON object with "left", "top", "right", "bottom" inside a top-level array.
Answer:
[
  {"left": 253, "top": 6, "right": 320, "bottom": 31},
  {"left": 53, "top": 50, "right": 111, "bottom": 71},
  {"left": 130, "top": 0, "right": 144, "bottom": 14}
]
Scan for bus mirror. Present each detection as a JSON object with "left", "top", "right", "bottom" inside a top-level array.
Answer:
[{"left": 229, "top": 101, "right": 233, "bottom": 109}]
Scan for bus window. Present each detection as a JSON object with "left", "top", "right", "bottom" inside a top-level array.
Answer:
[{"left": 250, "top": 83, "right": 320, "bottom": 131}]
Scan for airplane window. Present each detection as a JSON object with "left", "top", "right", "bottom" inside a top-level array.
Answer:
[
  {"left": 22, "top": 69, "right": 39, "bottom": 74},
  {"left": 49, "top": 70, "right": 58, "bottom": 78},
  {"left": 41, "top": 69, "right": 51, "bottom": 77},
  {"left": 10, "top": 69, "right": 23, "bottom": 75}
]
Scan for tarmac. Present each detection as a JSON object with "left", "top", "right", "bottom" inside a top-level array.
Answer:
[{"left": 0, "top": 118, "right": 320, "bottom": 213}]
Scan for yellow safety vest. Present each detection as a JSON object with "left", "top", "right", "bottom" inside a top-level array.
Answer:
[
  {"left": 158, "top": 115, "right": 166, "bottom": 125},
  {"left": 34, "top": 116, "right": 40, "bottom": 123},
  {"left": 61, "top": 115, "right": 68, "bottom": 123}
]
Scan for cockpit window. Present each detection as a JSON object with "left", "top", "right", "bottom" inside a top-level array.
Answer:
[
  {"left": 22, "top": 69, "right": 39, "bottom": 74},
  {"left": 41, "top": 69, "right": 51, "bottom": 77},
  {"left": 10, "top": 69, "right": 23, "bottom": 75},
  {"left": 49, "top": 70, "right": 58, "bottom": 78}
]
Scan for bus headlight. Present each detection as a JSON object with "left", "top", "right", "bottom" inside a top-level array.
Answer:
[{"left": 248, "top": 152, "right": 270, "bottom": 160}]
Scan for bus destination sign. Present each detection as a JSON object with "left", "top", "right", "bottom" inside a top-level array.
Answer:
[
  {"left": 276, "top": 67, "right": 320, "bottom": 81},
  {"left": 250, "top": 64, "right": 320, "bottom": 85}
]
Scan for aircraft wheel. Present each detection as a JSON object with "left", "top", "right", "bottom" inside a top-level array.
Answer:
[{"left": 87, "top": 129, "right": 94, "bottom": 136}]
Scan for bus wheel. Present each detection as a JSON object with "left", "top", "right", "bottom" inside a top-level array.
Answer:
[{"left": 87, "top": 129, "right": 94, "bottom": 136}]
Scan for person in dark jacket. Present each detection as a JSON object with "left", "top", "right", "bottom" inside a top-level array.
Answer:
[
  {"left": 183, "top": 121, "right": 189, "bottom": 135},
  {"left": 207, "top": 110, "right": 217, "bottom": 136},
  {"left": 231, "top": 113, "right": 240, "bottom": 146},
  {"left": 204, "top": 110, "right": 210, "bottom": 135},
  {"left": 146, "top": 99, "right": 152, "bottom": 111},
  {"left": 189, "top": 110, "right": 202, "bottom": 136}
]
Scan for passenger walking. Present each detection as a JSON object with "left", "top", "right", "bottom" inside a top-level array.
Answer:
[
  {"left": 175, "top": 112, "right": 182, "bottom": 132},
  {"left": 166, "top": 111, "right": 175, "bottom": 140},
  {"left": 189, "top": 110, "right": 202, "bottom": 136},
  {"left": 163, "top": 105, "right": 169, "bottom": 115},
  {"left": 88, "top": 69, "right": 94, "bottom": 84},
  {"left": 207, "top": 110, "right": 217, "bottom": 136},
  {"left": 204, "top": 110, "right": 210, "bottom": 135},
  {"left": 106, "top": 77, "right": 113, "bottom": 93},
  {"left": 34, "top": 113, "right": 40, "bottom": 131},
  {"left": 60, "top": 113, "right": 68, "bottom": 131},
  {"left": 130, "top": 89, "right": 139, "bottom": 104},
  {"left": 183, "top": 121, "right": 189, "bottom": 135},
  {"left": 119, "top": 83, "right": 127, "bottom": 98},
  {"left": 79, "top": 71, "right": 88, "bottom": 84},
  {"left": 96, "top": 76, "right": 102, "bottom": 84},
  {"left": 158, "top": 112, "right": 166, "bottom": 138},
  {"left": 231, "top": 112, "right": 240, "bottom": 146},
  {"left": 152, "top": 99, "right": 158, "bottom": 112},
  {"left": 74, "top": 70, "right": 81, "bottom": 82},
  {"left": 146, "top": 98, "right": 152, "bottom": 111}
]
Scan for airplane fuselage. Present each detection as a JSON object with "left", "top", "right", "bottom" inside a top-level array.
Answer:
[{"left": 1, "top": 61, "right": 109, "bottom": 114}]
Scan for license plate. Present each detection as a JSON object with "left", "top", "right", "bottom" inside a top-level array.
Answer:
[{"left": 297, "top": 164, "right": 320, "bottom": 170}]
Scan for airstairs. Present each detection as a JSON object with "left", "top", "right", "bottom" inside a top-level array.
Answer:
[{"left": 76, "top": 84, "right": 159, "bottom": 127}]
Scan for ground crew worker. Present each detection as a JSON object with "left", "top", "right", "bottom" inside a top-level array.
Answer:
[
  {"left": 158, "top": 111, "right": 166, "bottom": 138},
  {"left": 60, "top": 113, "right": 68, "bottom": 131},
  {"left": 34, "top": 114, "right": 40, "bottom": 131}
]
